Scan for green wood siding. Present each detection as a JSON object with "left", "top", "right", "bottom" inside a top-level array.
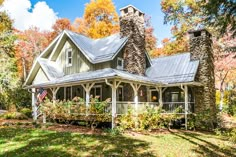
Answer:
[
  {"left": 32, "top": 68, "right": 49, "bottom": 85},
  {"left": 56, "top": 40, "right": 94, "bottom": 75}
]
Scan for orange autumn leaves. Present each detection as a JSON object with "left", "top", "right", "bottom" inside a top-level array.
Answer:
[{"left": 73, "top": 0, "right": 119, "bottom": 39}]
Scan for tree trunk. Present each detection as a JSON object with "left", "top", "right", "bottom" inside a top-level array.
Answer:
[
  {"left": 219, "top": 86, "right": 224, "bottom": 111},
  {"left": 22, "top": 57, "right": 27, "bottom": 81}
]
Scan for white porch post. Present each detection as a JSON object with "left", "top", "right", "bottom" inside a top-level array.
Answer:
[
  {"left": 51, "top": 87, "right": 60, "bottom": 104},
  {"left": 146, "top": 87, "right": 151, "bottom": 102},
  {"left": 159, "top": 87, "right": 163, "bottom": 107},
  {"left": 130, "top": 83, "right": 141, "bottom": 111},
  {"left": 184, "top": 85, "right": 188, "bottom": 130},
  {"left": 31, "top": 88, "right": 37, "bottom": 121},
  {"left": 155, "top": 87, "right": 163, "bottom": 108},
  {"left": 82, "top": 83, "right": 95, "bottom": 115},
  {"left": 105, "top": 79, "right": 121, "bottom": 129}
]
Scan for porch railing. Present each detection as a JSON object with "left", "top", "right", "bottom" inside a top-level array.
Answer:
[
  {"left": 67, "top": 101, "right": 194, "bottom": 115},
  {"left": 162, "top": 102, "right": 194, "bottom": 113}
]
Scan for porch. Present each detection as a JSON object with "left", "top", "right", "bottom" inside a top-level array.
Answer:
[{"left": 31, "top": 81, "right": 198, "bottom": 130}]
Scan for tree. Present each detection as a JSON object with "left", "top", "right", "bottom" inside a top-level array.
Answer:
[
  {"left": 203, "top": 0, "right": 236, "bottom": 38},
  {"left": 0, "top": 11, "right": 30, "bottom": 109},
  {"left": 48, "top": 18, "right": 72, "bottom": 42},
  {"left": 72, "top": 18, "right": 88, "bottom": 35},
  {"left": 0, "top": 12, "right": 15, "bottom": 57},
  {"left": 82, "top": 0, "right": 119, "bottom": 39},
  {"left": 15, "top": 27, "right": 49, "bottom": 80},
  {"left": 214, "top": 36, "right": 236, "bottom": 110},
  {"left": 145, "top": 16, "right": 158, "bottom": 55}
]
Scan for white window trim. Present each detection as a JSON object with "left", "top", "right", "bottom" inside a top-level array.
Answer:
[
  {"left": 66, "top": 48, "right": 73, "bottom": 67},
  {"left": 117, "top": 57, "right": 124, "bottom": 70}
]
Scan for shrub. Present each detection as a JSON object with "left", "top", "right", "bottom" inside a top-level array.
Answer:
[
  {"left": 194, "top": 109, "right": 215, "bottom": 130},
  {"left": 229, "top": 128, "right": 236, "bottom": 144},
  {"left": 117, "top": 107, "right": 135, "bottom": 131},
  {"left": 20, "top": 108, "right": 32, "bottom": 118},
  {"left": 2, "top": 112, "right": 28, "bottom": 120},
  {"left": 40, "top": 97, "right": 111, "bottom": 129},
  {"left": 117, "top": 105, "right": 183, "bottom": 131}
]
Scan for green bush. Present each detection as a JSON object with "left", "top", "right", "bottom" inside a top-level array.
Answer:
[
  {"left": 229, "top": 128, "right": 236, "bottom": 144},
  {"left": 20, "top": 108, "right": 32, "bottom": 118},
  {"left": 117, "top": 105, "right": 183, "bottom": 131},
  {"left": 194, "top": 109, "right": 215, "bottom": 130},
  {"left": 2, "top": 112, "right": 28, "bottom": 120},
  {"left": 41, "top": 97, "right": 111, "bottom": 129}
]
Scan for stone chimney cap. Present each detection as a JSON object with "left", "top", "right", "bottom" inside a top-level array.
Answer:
[
  {"left": 188, "top": 28, "right": 211, "bottom": 35},
  {"left": 119, "top": 5, "right": 145, "bottom": 14}
]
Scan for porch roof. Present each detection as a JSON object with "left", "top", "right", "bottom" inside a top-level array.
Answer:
[
  {"left": 26, "top": 68, "right": 159, "bottom": 88},
  {"left": 146, "top": 53, "right": 199, "bottom": 84}
]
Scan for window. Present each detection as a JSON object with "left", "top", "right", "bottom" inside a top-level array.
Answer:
[
  {"left": 117, "top": 57, "right": 124, "bottom": 70},
  {"left": 90, "top": 85, "right": 102, "bottom": 101},
  {"left": 66, "top": 49, "right": 72, "bottom": 67},
  {"left": 150, "top": 90, "right": 159, "bottom": 102},
  {"left": 117, "top": 86, "right": 124, "bottom": 101},
  {"left": 64, "top": 87, "right": 72, "bottom": 100}
]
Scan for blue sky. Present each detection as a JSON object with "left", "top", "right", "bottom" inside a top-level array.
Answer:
[
  {"left": 30, "top": 0, "right": 173, "bottom": 43},
  {"left": 1, "top": 0, "right": 173, "bottom": 45}
]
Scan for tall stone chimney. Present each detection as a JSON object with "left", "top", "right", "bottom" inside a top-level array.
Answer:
[
  {"left": 188, "top": 29, "right": 216, "bottom": 126},
  {"left": 119, "top": 5, "right": 146, "bottom": 75}
]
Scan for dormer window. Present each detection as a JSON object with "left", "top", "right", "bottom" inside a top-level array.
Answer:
[
  {"left": 117, "top": 57, "right": 124, "bottom": 70},
  {"left": 66, "top": 49, "right": 72, "bottom": 67}
]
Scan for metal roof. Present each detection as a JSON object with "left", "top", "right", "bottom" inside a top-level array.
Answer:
[
  {"left": 66, "top": 30, "right": 128, "bottom": 63},
  {"left": 38, "top": 58, "right": 64, "bottom": 80},
  {"left": 29, "top": 68, "right": 157, "bottom": 88},
  {"left": 146, "top": 53, "right": 199, "bottom": 84}
]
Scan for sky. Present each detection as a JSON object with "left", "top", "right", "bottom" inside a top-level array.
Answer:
[{"left": 1, "top": 0, "right": 173, "bottom": 45}]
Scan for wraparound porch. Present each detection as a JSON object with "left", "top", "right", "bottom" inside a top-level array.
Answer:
[{"left": 29, "top": 74, "right": 201, "bottom": 129}]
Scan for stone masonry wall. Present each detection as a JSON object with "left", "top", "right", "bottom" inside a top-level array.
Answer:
[
  {"left": 120, "top": 13, "right": 146, "bottom": 75},
  {"left": 189, "top": 30, "right": 216, "bottom": 125},
  {"left": 120, "top": 10, "right": 147, "bottom": 101}
]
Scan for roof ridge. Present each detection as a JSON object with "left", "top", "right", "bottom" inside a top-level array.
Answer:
[{"left": 152, "top": 52, "right": 190, "bottom": 60}]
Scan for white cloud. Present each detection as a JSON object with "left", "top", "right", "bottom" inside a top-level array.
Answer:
[{"left": 0, "top": 0, "right": 58, "bottom": 31}]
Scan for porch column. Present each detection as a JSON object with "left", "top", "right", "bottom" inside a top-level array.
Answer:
[
  {"left": 130, "top": 83, "right": 141, "bottom": 111},
  {"left": 51, "top": 87, "right": 60, "bottom": 103},
  {"left": 82, "top": 83, "right": 95, "bottom": 115},
  {"left": 105, "top": 79, "right": 121, "bottom": 129},
  {"left": 184, "top": 85, "right": 188, "bottom": 130},
  {"left": 155, "top": 87, "right": 164, "bottom": 108},
  {"left": 31, "top": 88, "right": 37, "bottom": 121},
  {"left": 158, "top": 87, "right": 163, "bottom": 107},
  {"left": 146, "top": 87, "right": 150, "bottom": 102}
]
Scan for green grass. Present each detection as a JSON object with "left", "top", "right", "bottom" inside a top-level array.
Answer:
[{"left": 0, "top": 127, "right": 235, "bottom": 157}]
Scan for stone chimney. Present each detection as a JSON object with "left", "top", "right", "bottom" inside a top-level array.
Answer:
[
  {"left": 188, "top": 29, "right": 216, "bottom": 127},
  {"left": 119, "top": 5, "right": 146, "bottom": 75}
]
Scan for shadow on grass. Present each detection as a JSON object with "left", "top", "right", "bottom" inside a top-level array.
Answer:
[
  {"left": 170, "top": 130, "right": 236, "bottom": 157},
  {"left": 0, "top": 127, "right": 155, "bottom": 157}
]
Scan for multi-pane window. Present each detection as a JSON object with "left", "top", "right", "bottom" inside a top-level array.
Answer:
[
  {"left": 90, "top": 85, "right": 102, "bottom": 101},
  {"left": 117, "top": 57, "right": 124, "bottom": 70},
  {"left": 117, "top": 86, "right": 123, "bottom": 101},
  {"left": 65, "top": 87, "right": 72, "bottom": 100},
  {"left": 66, "top": 49, "right": 72, "bottom": 67}
]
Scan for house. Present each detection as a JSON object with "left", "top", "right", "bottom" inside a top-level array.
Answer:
[{"left": 24, "top": 5, "right": 216, "bottom": 128}]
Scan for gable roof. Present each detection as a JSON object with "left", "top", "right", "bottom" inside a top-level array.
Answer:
[
  {"left": 146, "top": 53, "right": 199, "bottom": 84},
  {"left": 38, "top": 58, "right": 64, "bottom": 79},
  {"left": 50, "top": 30, "right": 129, "bottom": 64}
]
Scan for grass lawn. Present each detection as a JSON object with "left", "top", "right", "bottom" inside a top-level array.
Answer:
[{"left": 0, "top": 125, "right": 235, "bottom": 157}]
